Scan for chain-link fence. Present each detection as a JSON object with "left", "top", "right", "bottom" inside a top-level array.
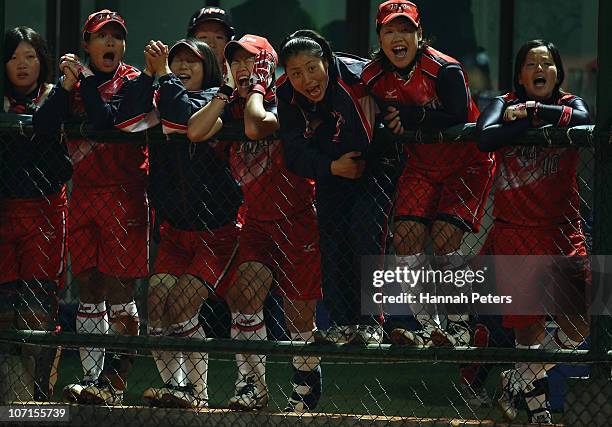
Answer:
[{"left": 0, "top": 113, "right": 610, "bottom": 426}]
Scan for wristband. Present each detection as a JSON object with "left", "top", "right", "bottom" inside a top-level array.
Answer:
[
  {"left": 212, "top": 94, "right": 229, "bottom": 103},
  {"left": 218, "top": 84, "right": 234, "bottom": 98},
  {"left": 249, "top": 84, "right": 266, "bottom": 96}
]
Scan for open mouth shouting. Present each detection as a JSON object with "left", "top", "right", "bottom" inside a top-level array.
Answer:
[
  {"left": 391, "top": 46, "right": 409, "bottom": 59},
  {"left": 102, "top": 51, "right": 116, "bottom": 68}
]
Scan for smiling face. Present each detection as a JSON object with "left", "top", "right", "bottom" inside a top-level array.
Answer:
[
  {"left": 285, "top": 52, "right": 328, "bottom": 103},
  {"left": 518, "top": 46, "right": 559, "bottom": 101},
  {"left": 6, "top": 41, "right": 40, "bottom": 95},
  {"left": 193, "top": 21, "right": 229, "bottom": 70},
  {"left": 378, "top": 16, "right": 421, "bottom": 69},
  {"left": 170, "top": 47, "right": 204, "bottom": 91},
  {"left": 83, "top": 22, "right": 125, "bottom": 73}
]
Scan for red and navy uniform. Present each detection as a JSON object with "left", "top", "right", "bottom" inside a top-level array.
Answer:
[
  {"left": 219, "top": 89, "right": 321, "bottom": 301},
  {"left": 277, "top": 53, "right": 389, "bottom": 324},
  {"left": 477, "top": 91, "right": 591, "bottom": 328},
  {"left": 1, "top": 84, "right": 70, "bottom": 285},
  {"left": 33, "top": 63, "right": 149, "bottom": 278},
  {"left": 115, "top": 72, "right": 242, "bottom": 288},
  {"left": 362, "top": 46, "right": 495, "bottom": 231}
]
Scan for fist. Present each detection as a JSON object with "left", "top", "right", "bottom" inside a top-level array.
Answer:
[{"left": 503, "top": 103, "right": 528, "bottom": 122}]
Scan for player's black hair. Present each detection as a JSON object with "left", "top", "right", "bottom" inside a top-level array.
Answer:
[
  {"left": 4, "top": 26, "right": 51, "bottom": 93},
  {"left": 513, "top": 39, "right": 565, "bottom": 99},
  {"left": 279, "top": 29, "right": 333, "bottom": 69},
  {"left": 168, "top": 38, "right": 222, "bottom": 89}
]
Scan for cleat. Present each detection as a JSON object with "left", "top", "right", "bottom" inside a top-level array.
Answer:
[
  {"left": 313, "top": 325, "right": 357, "bottom": 344},
  {"left": 497, "top": 369, "right": 522, "bottom": 421},
  {"left": 161, "top": 383, "right": 208, "bottom": 409},
  {"left": 458, "top": 383, "right": 492, "bottom": 409},
  {"left": 348, "top": 325, "right": 383, "bottom": 345},
  {"left": 390, "top": 328, "right": 433, "bottom": 347},
  {"left": 228, "top": 376, "right": 268, "bottom": 411},
  {"left": 284, "top": 366, "right": 322, "bottom": 413},
  {"left": 62, "top": 379, "right": 97, "bottom": 403},
  {"left": 525, "top": 376, "right": 552, "bottom": 424},
  {"left": 142, "top": 383, "right": 171, "bottom": 407},
  {"left": 430, "top": 322, "right": 471, "bottom": 347},
  {"left": 80, "top": 377, "right": 123, "bottom": 405},
  {"left": 530, "top": 410, "right": 552, "bottom": 424}
]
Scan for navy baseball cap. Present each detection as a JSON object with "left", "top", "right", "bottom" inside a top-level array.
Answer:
[{"left": 187, "top": 7, "right": 235, "bottom": 39}]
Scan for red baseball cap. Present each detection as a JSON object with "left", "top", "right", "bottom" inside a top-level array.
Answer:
[
  {"left": 224, "top": 34, "right": 278, "bottom": 64},
  {"left": 82, "top": 9, "right": 127, "bottom": 40},
  {"left": 376, "top": 0, "right": 420, "bottom": 30}
]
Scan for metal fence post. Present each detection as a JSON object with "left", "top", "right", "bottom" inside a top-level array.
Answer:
[{"left": 592, "top": 0, "right": 612, "bottom": 379}]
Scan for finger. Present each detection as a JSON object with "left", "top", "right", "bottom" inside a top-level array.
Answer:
[{"left": 387, "top": 105, "right": 398, "bottom": 113}]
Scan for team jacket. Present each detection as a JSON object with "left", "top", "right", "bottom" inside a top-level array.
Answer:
[
  {"left": 33, "top": 63, "right": 148, "bottom": 189},
  {"left": 476, "top": 91, "right": 591, "bottom": 226},
  {"left": 362, "top": 46, "right": 491, "bottom": 170},
  {"left": 276, "top": 53, "right": 377, "bottom": 183},
  {"left": 115, "top": 72, "right": 242, "bottom": 231},
  {"left": 222, "top": 89, "right": 314, "bottom": 221},
  {"left": 1, "top": 84, "right": 72, "bottom": 199}
]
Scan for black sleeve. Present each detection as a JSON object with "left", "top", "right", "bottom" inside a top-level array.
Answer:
[
  {"left": 278, "top": 98, "right": 333, "bottom": 180},
  {"left": 32, "top": 82, "right": 71, "bottom": 137},
  {"left": 157, "top": 73, "right": 200, "bottom": 126},
  {"left": 399, "top": 64, "right": 470, "bottom": 129},
  {"left": 534, "top": 97, "right": 591, "bottom": 126},
  {"left": 115, "top": 73, "right": 156, "bottom": 127},
  {"left": 79, "top": 75, "right": 128, "bottom": 129},
  {"left": 476, "top": 97, "right": 530, "bottom": 151}
]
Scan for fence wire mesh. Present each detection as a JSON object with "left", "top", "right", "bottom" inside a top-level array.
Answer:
[{"left": 0, "top": 114, "right": 610, "bottom": 427}]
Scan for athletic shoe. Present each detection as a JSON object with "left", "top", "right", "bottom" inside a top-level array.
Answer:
[
  {"left": 284, "top": 366, "right": 322, "bottom": 413},
  {"left": 430, "top": 322, "right": 471, "bottom": 347},
  {"left": 389, "top": 328, "right": 433, "bottom": 347},
  {"left": 458, "top": 383, "right": 492, "bottom": 408},
  {"left": 161, "top": 383, "right": 208, "bottom": 409},
  {"left": 525, "top": 376, "right": 552, "bottom": 424},
  {"left": 530, "top": 410, "right": 552, "bottom": 424},
  {"left": 81, "top": 377, "right": 124, "bottom": 405},
  {"left": 313, "top": 325, "right": 357, "bottom": 344},
  {"left": 348, "top": 325, "right": 383, "bottom": 345},
  {"left": 228, "top": 376, "right": 268, "bottom": 410},
  {"left": 62, "top": 378, "right": 97, "bottom": 403},
  {"left": 142, "top": 383, "right": 172, "bottom": 407},
  {"left": 497, "top": 369, "right": 522, "bottom": 421}
]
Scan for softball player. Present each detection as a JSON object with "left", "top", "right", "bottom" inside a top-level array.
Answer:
[{"left": 33, "top": 10, "right": 147, "bottom": 405}]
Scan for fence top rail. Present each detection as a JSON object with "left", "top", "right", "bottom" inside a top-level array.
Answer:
[
  {"left": 0, "top": 112, "right": 604, "bottom": 147},
  {"left": 1, "top": 330, "right": 610, "bottom": 364}
]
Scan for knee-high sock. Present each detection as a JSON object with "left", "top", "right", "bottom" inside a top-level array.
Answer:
[
  {"left": 171, "top": 315, "right": 208, "bottom": 401},
  {"left": 106, "top": 301, "right": 139, "bottom": 389},
  {"left": 515, "top": 343, "right": 550, "bottom": 414},
  {"left": 291, "top": 331, "right": 320, "bottom": 372},
  {"left": 231, "top": 311, "right": 266, "bottom": 389},
  {"left": 76, "top": 301, "right": 108, "bottom": 381},
  {"left": 148, "top": 325, "right": 172, "bottom": 384},
  {"left": 396, "top": 254, "right": 440, "bottom": 330},
  {"left": 435, "top": 251, "right": 471, "bottom": 327}
]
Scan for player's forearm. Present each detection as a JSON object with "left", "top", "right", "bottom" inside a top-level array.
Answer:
[
  {"left": 187, "top": 99, "right": 224, "bottom": 142},
  {"left": 244, "top": 92, "right": 278, "bottom": 140},
  {"left": 477, "top": 100, "right": 530, "bottom": 151},
  {"left": 533, "top": 99, "right": 591, "bottom": 127},
  {"left": 33, "top": 85, "right": 70, "bottom": 137},
  {"left": 80, "top": 76, "right": 117, "bottom": 129}
]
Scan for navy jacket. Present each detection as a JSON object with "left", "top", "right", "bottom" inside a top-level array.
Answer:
[{"left": 115, "top": 72, "right": 241, "bottom": 231}]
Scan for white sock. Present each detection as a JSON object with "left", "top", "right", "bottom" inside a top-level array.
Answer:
[
  {"left": 515, "top": 343, "right": 549, "bottom": 390},
  {"left": 397, "top": 254, "right": 440, "bottom": 330},
  {"left": 175, "top": 315, "right": 208, "bottom": 401},
  {"left": 76, "top": 301, "right": 108, "bottom": 381},
  {"left": 166, "top": 319, "right": 195, "bottom": 387},
  {"left": 231, "top": 311, "right": 267, "bottom": 390},
  {"left": 148, "top": 325, "right": 173, "bottom": 384},
  {"left": 436, "top": 251, "right": 471, "bottom": 328},
  {"left": 291, "top": 331, "right": 320, "bottom": 372}
]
